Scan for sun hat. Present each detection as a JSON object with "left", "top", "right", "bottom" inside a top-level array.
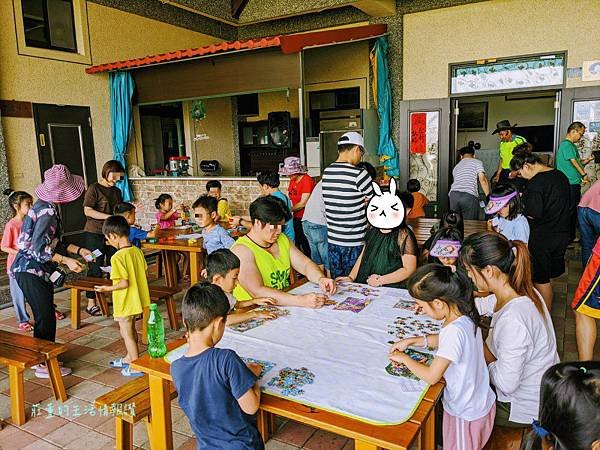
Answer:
[
  {"left": 337, "top": 131, "right": 364, "bottom": 148},
  {"left": 430, "top": 240, "right": 462, "bottom": 258},
  {"left": 484, "top": 191, "right": 518, "bottom": 215},
  {"left": 35, "top": 164, "right": 85, "bottom": 204},
  {"left": 492, "top": 120, "right": 518, "bottom": 135},
  {"left": 278, "top": 157, "right": 307, "bottom": 176}
]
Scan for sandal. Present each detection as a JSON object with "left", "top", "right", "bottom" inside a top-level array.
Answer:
[
  {"left": 109, "top": 358, "right": 129, "bottom": 369},
  {"left": 54, "top": 309, "right": 65, "bottom": 321},
  {"left": 85, "top": 305, "right": 102, "bottom": 317},
  {"left": 121, "top": 367, "right": 144, "bottom": 377},
  {"left": 18, "top": 322, "right": 34, "bottom": 332}
]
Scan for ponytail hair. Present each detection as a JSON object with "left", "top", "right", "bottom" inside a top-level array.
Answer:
[
  {"left": 3, "top": 188, "right": 33, "bottom": 217},
  {"left": 459, "top": 231, "right": 544, "bottom": 315},
  {"left": 510, "top": 142, "right": 542, "bottom": 171},
  {"left": 408, "top": 263, "right": 480, "bottom": 329},
  {"left": 154, "top": 193, "right": 173, "bottom": 210},
  {"left": 521, "top": 361, "right": 600, "bottom": 450}
]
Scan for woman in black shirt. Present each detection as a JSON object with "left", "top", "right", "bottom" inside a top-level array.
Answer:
[{"left": 510, "top": 143, "right": 570, "bottom": 311}]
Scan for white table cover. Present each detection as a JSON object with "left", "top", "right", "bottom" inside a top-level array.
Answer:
[{"left": 166, "top": 282, "right": 441, "bottom": 425}]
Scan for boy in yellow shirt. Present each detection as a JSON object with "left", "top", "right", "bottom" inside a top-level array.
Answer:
[
  {"left": 206, "top": 180, "right": 231, "bottom": 222},
  {"left": 95, "top": 215, "right": 150, "bottom": 377}
]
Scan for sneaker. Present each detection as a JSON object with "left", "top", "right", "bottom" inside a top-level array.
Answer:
[{"left": 35, "top": 365, "right": 72, "bottom": 379}]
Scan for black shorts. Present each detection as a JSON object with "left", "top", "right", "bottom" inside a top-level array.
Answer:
[{"left": 528, "top": 233, "right": 570, "bottom": 284}]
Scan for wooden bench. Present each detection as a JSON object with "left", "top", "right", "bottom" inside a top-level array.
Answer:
[
  {"left": 0, "top": 330, "right": 68, "bottom": 425},
  {"left": 142, "top": 248, "right": 163, "bottom": 280},
  {"left": 484, "top": 425, "right": 528, "bottom": 449},
  {"left": 407, "top": 218, "right": 490, "bottom": 246},
  {"left": 65, "top": 277, "right": 180, "bottom": 337},
  {"left": 95, "top": 375, "right": 177, "bottom": 450}
]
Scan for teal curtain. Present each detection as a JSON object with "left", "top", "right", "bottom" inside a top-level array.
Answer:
[
  {"left": 373, "top": 37, "right": 399, "bottom": 177},
  {"left": 109, "top": 71, "right": 135, "bottom": 201}
]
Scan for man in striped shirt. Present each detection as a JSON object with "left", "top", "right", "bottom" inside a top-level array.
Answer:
[{"left": 322, "top": 132, "right": 374, "bottom": 278}]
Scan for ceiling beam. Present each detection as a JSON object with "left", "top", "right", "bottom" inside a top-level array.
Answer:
[{"left": 231, "top": 0, "right": 250, "bottom": 19}]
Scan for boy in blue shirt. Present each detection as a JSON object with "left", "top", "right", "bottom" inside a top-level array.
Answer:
[
  {"left": 192, "top": 195, "right": 235, "bottom": 254},
  {"left": 114, "top": 202, "right": 159, "bottom": 247},
  {"left": 170, "top": 282, "right": 264, "bottom": 449}
]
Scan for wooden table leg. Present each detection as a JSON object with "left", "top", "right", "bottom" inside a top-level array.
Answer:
[
  {"left": 354, "top": 441, "right": 381, "bottom": 450},
  {"left": 257, "top": 409, "right": 270, "bottom": 442},
  {"left": 46, "top": 357, "right": 67, "bottom": 402},
  {"left": 189, "top": 252, "right": 199, "bottom": 285},
  {"left": 141, "top": 307, "right": 149, "bottom": 345},
  {"left": 162, "top": 251, "right": 176, "bottom": 288},
  {"left": 8, "top": 365, "right": 25, "bottom": 425},
  {"left": 115, "top": 417, "right": 133, "bottom": 450},
  {"left": 96, "top": 292, "right": 109, "bottom": 317},
  {"left": 420, "top": 407, "right": 436, "bottom": 450},
  {"left": 165, "top": 296, "right": 178, "bottom": 330},
  {"left": 147, "top": 374, "right": 173, "bottom": 450},
  {"left": 71, "top": 288, "right": 81, "bottom": 330}
]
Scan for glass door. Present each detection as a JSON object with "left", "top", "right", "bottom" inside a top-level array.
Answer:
[
  {"left": 398, "top": 98, "right": 451, "bottom": 216},
  {"left": 561, "top": 87, "right": 600, "bottom": 184}
]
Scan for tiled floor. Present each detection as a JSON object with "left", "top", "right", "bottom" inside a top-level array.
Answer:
[{"left": 0, "top": 248, "right": 597, "bottom": 450}]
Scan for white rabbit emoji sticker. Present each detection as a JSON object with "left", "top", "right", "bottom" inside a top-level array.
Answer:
[{"left": 366, "top": 178, "right": 405, "bottom": 229}]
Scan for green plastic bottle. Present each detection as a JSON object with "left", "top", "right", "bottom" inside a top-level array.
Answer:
[{"left": 147, "top": 304, "right": 167, "bottom": 358}]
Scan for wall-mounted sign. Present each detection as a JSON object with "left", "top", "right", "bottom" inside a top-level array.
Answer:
[
  {"left": 582, "top": 60, "right": 600, "bottom": 82},
  {"left": 450, "top": 54, "right": 565, "bottom": 95}
]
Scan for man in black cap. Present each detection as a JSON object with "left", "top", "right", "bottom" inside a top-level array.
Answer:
[{"left": 491, "top": 120, "right": 527, "bottom": 184}]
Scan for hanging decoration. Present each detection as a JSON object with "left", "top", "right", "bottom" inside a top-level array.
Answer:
[{"left": 191, "top": 99, "right": 209, "bottom": 142}]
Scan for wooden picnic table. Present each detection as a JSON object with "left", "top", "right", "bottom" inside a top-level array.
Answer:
[
  {"left": 131, "top": 296, "right": 444, "bottom": 450},
  {"left": 141, "top": 237, "right": 204, "bottom": 288},
  {"left": 407, "top": 218, "right": 489, "bottom": 246}
]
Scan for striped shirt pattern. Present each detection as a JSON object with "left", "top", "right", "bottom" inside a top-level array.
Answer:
[
  {"left": 450, "top": 158, "right": 485, "bottom": 198},
  {"left": 322, "top": 163, "right": 374, "bottom": 246}
]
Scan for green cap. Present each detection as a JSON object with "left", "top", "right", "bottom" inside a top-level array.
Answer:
[{"left": 149, "top": 304, "right": 158, "bottom": 310}]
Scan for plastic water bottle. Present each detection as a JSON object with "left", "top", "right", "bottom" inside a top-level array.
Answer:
[{"left": 147, "top": 304, "right": 167, "bottom": 358}]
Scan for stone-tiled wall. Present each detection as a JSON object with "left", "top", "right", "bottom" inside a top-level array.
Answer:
[
  {"left": 130, "top": 177, "right": 289, "bottom": 228},
  {"left": 0, "top": 113, "right": 12, "bottom": 229}
]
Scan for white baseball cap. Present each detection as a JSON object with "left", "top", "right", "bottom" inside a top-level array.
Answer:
[{"left": 337, "top": 131, "right": 364, "bottom": 148}]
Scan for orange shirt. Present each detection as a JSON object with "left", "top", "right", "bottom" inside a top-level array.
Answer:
[{"left": 408, "top": 192, "right": 428, "bottom": 219}]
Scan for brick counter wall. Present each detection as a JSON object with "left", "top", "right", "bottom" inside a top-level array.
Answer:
[{"left": 130, "top": 177, "right": 289, "bottom": 229}]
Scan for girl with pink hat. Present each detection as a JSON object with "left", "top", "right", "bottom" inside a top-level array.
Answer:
[{"left": 11, "top": 164, "right": 93, "bottom": 378}]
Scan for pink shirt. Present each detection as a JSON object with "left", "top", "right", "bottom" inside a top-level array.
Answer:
[
  {"left": 1, "top": 217, "right": 23, "bottom": 273},
  {"left": 155, "top": 210, "right": 178, "bottom": 229},
  {"left": 579, "top": 181, "right": 600, "bottom": 213}
]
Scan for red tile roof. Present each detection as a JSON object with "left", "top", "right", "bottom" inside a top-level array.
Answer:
[
  {"left": 85, "top": 36, "right": 282, "bottom": 74},
  {"left": 85, "top": 24, "right": 387, "bottom": 74}
]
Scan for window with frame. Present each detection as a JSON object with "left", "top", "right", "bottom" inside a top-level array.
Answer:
[{"left": 22, "top": 0, "right": 77, "bottom": 53}]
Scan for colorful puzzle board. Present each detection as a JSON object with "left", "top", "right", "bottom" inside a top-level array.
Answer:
[{"left": 164, "top": 282, "right": 441, "bottom": 425}]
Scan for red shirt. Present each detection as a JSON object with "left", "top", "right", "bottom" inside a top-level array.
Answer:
[
  {"left": 288, "top": 174, "right": 315, "bottom": 219},
  {"left": 1, "top": 217, "right": 23, "bottom": 273},
  {"left": 407, "top": 192, "right": 428, "bottom": 219}
]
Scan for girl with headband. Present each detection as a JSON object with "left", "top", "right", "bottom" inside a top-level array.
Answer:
[{"left": 485, "top": 183, "right": 530, "bottom": 244}]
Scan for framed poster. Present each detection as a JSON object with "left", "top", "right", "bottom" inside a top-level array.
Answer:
[{"left": 457, "top": 102, "right": 488, "bottom": 131}]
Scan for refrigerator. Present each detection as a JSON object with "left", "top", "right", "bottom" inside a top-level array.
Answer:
[{"left": 318, "top": 109, "right": 379, "bottom": 171}]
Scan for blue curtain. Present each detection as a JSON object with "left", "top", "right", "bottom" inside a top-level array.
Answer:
[
  {"left": 109, "top": 71, "right": 135, "bottom": 201},
  {"left": 373, "top": 37, "right": 399, "bottom": 177}
]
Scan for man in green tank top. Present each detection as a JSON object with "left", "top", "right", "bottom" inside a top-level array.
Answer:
[
  {"left": 231, "top": 196, "right": 336, "bottom": 307},
  {"left": 492, "top": 120, "right": 527, "bottom": 186}
]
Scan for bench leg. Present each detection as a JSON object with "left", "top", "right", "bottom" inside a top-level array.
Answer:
[
  {"left": 71, "top": 288, "right": 81, "bottom": 330},
  {"left": 115, "top": 418, "right": 134, "bottom": 450},
  {"left": 141, "top": 307, "right": 149, "bottom": 345},
  {"left": 165, "top": 296, "right": 178, "bottom": 330},
  {"left": 46, "top": 357, "right": 67, "bottom": 402},
  {"left": 97, "top": 292, "right": 109, "bottom": 317},
  {"left": 8, "top": 365, "right": 26, "bottom": 425}
]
